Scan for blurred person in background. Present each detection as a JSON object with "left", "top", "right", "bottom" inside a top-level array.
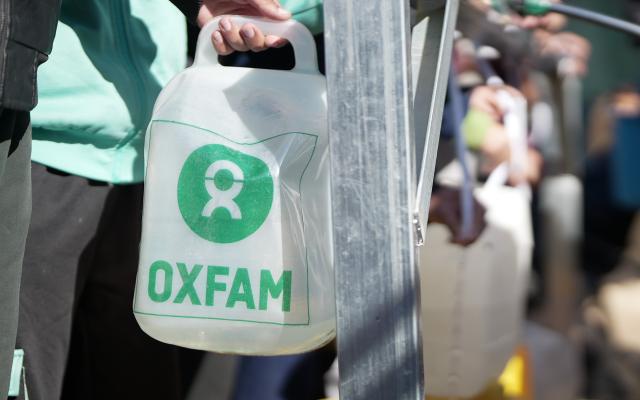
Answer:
[
  {"left": 551, "top": 3, "right": 640, "bottom": 398},
  {"left": 443, "top": 3, "right": 594, "bottom": 399}
]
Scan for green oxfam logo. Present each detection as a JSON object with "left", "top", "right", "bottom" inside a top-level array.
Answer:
[{"left": 177, "top": 144, "right": 274, "bottom": 243}]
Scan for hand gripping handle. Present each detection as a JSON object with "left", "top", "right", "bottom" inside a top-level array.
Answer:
[{"left": 194, "top": 16, "right": 319, "bottom": 73}]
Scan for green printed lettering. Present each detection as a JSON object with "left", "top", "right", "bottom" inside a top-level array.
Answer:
[
  {"left": 226, "top": 268, "right": 255, "bottom": 309},
  {"left": 173, "top": 263, "right": 203, "bottom": 305},
  {"left": 148, "top": 260, "right": 173, "bottom": 303},
  {"left": 259, "top": 270, "right": 292, "bottom": 312},
  {"left": 206, "top": 266, "right": 229, "bottom": 306}
]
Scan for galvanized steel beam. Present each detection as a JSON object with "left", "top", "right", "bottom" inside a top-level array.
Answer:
[
  {"left": 323, "top": 0, "right": 423, "bottom": 398},
  {"left": 324, "top": 1, "right": 460, "bottom": 397}
]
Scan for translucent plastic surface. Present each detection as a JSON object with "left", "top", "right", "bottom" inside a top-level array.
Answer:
[{"left": 134, "top": 17, "right": 334, "bottom": 355}]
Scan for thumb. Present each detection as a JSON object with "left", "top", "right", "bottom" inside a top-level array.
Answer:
[{"left": 249, "top": 0, "right": 291, "bottom": 20}]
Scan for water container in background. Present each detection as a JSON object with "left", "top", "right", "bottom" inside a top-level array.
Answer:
[
  {"left": 420, "top": 180, "right": 533, "bottom": 398},
  {"left": 420, "top": 90, "right": 533, "bottom": 398}
]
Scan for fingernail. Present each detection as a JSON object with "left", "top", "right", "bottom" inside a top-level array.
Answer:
[
  {"left": 220, "top": 18, "right": 232, "bottom": 32},
  {"left": 273, "top": 39, "right": 287, "bottom": 48},
  {"left": 241, "top": 26, "right": 254, "bottom": 39},
  {"left": 212, "top": 30, "right": 223, "bottom": 44}
]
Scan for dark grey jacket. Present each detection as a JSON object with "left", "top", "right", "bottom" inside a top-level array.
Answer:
[{"left": 0, "top": 0, "right": 60, "bottom": 111}]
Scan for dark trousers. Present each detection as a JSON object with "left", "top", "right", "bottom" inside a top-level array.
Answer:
[
  {"left": 16, "top": 164, "right": 188, "bottom": 400},
  {"left": 0, "top": 110, "right": 31, "bottom": 400},
  {"left": 232, "top": 347, "right": 336, "bottom": 400}
]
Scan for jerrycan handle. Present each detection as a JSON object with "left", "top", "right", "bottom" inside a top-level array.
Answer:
[{"left": 195, "top": 16, "right": 320, "bottom": 74}]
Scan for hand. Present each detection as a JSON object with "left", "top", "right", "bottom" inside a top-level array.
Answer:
[
  {"left": 468, "top": 85, "right": 525, "bottom": 171},
  {"left": 429, "top": 186, "right": 487, "bottom": 246},
  {"left": 469, "top": 86, "right": 504, "bottom": 121},
  {"left": 480, "top": 123, "right": 511, "bottom": 171},
  {"left": 515, "top": 13, "right": 567, "bottom": 32},
  {"left": 197, "top": 0, "right": 292, "bottom": 55},
  {"left": 469, "top": 85, "right": 523, "bottom": 121},
  {"left": 507, "top": 147, "right": 544, "bottom": 186},
  {"left": 535, "top": 31, "right": 591, "bottom": 77}
]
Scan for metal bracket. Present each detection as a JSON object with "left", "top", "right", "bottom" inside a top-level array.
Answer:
[{"left": 413, "top": 0, "right": 460, "bottom": 238}]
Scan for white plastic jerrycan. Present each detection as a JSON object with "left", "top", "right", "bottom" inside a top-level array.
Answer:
[
  {"left": 133, "top": 17, "right": 334, "bottom": 355},
  {"left": 420, "top": 92, "right": 533, "bottom": 398}
]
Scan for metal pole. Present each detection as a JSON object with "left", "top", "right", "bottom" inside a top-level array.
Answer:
[
  {"left": 414, "top": 0, "right": 460, "bottom": 233},
  {"left": 323, "top": 0, "right": 423, "bottom": 398},
  {"left": 560, "top": 76, "right": 585, "bottom": 175}
]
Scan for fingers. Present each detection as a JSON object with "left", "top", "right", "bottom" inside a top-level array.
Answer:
[
  {"left": 240, "top": 24, "right": 267, "bottom": 51},
  {"left": 211, "top": 30, "right": 233, "bottom": 55},
  {"left": 507, "top": 148, "right": 543, "bottom": 186},
  {"left": 265, "top": 35, "right": 287, "bottom": 48},
  {"left": 218, "top": 17, "right": 249, "bottom": 52},
  {"left": 211, "top": 17, "right": 288, "bottom": 55},
  {"left": 249, "top": 0, "right": 291, "bottom": 20},
  {"left": 469, "top": 86, "right": 503, "bottom": 120},
  {"left": 501, "top": 85, "right": 524, "bottom": 100},
  {"left": 481, "top": 124, "right": 511, "bottom": 168},
  {"left": 240, "top": 25, "right": 288, "bottom": 51}
]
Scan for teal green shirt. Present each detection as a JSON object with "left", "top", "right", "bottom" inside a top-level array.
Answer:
[
  {"left": 31, "top": 0, "right": 187, "bottom": 184},
  {"left": 285, "top": 0, "right": 324, "bottom": 35}
]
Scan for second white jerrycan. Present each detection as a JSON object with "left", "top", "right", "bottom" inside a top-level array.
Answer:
[
  {"left": 420, "top": 91, "right": 533, "bottom": 398},
  {"left": 133, "top": 17, "right": 334, "bottom": 355}
]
